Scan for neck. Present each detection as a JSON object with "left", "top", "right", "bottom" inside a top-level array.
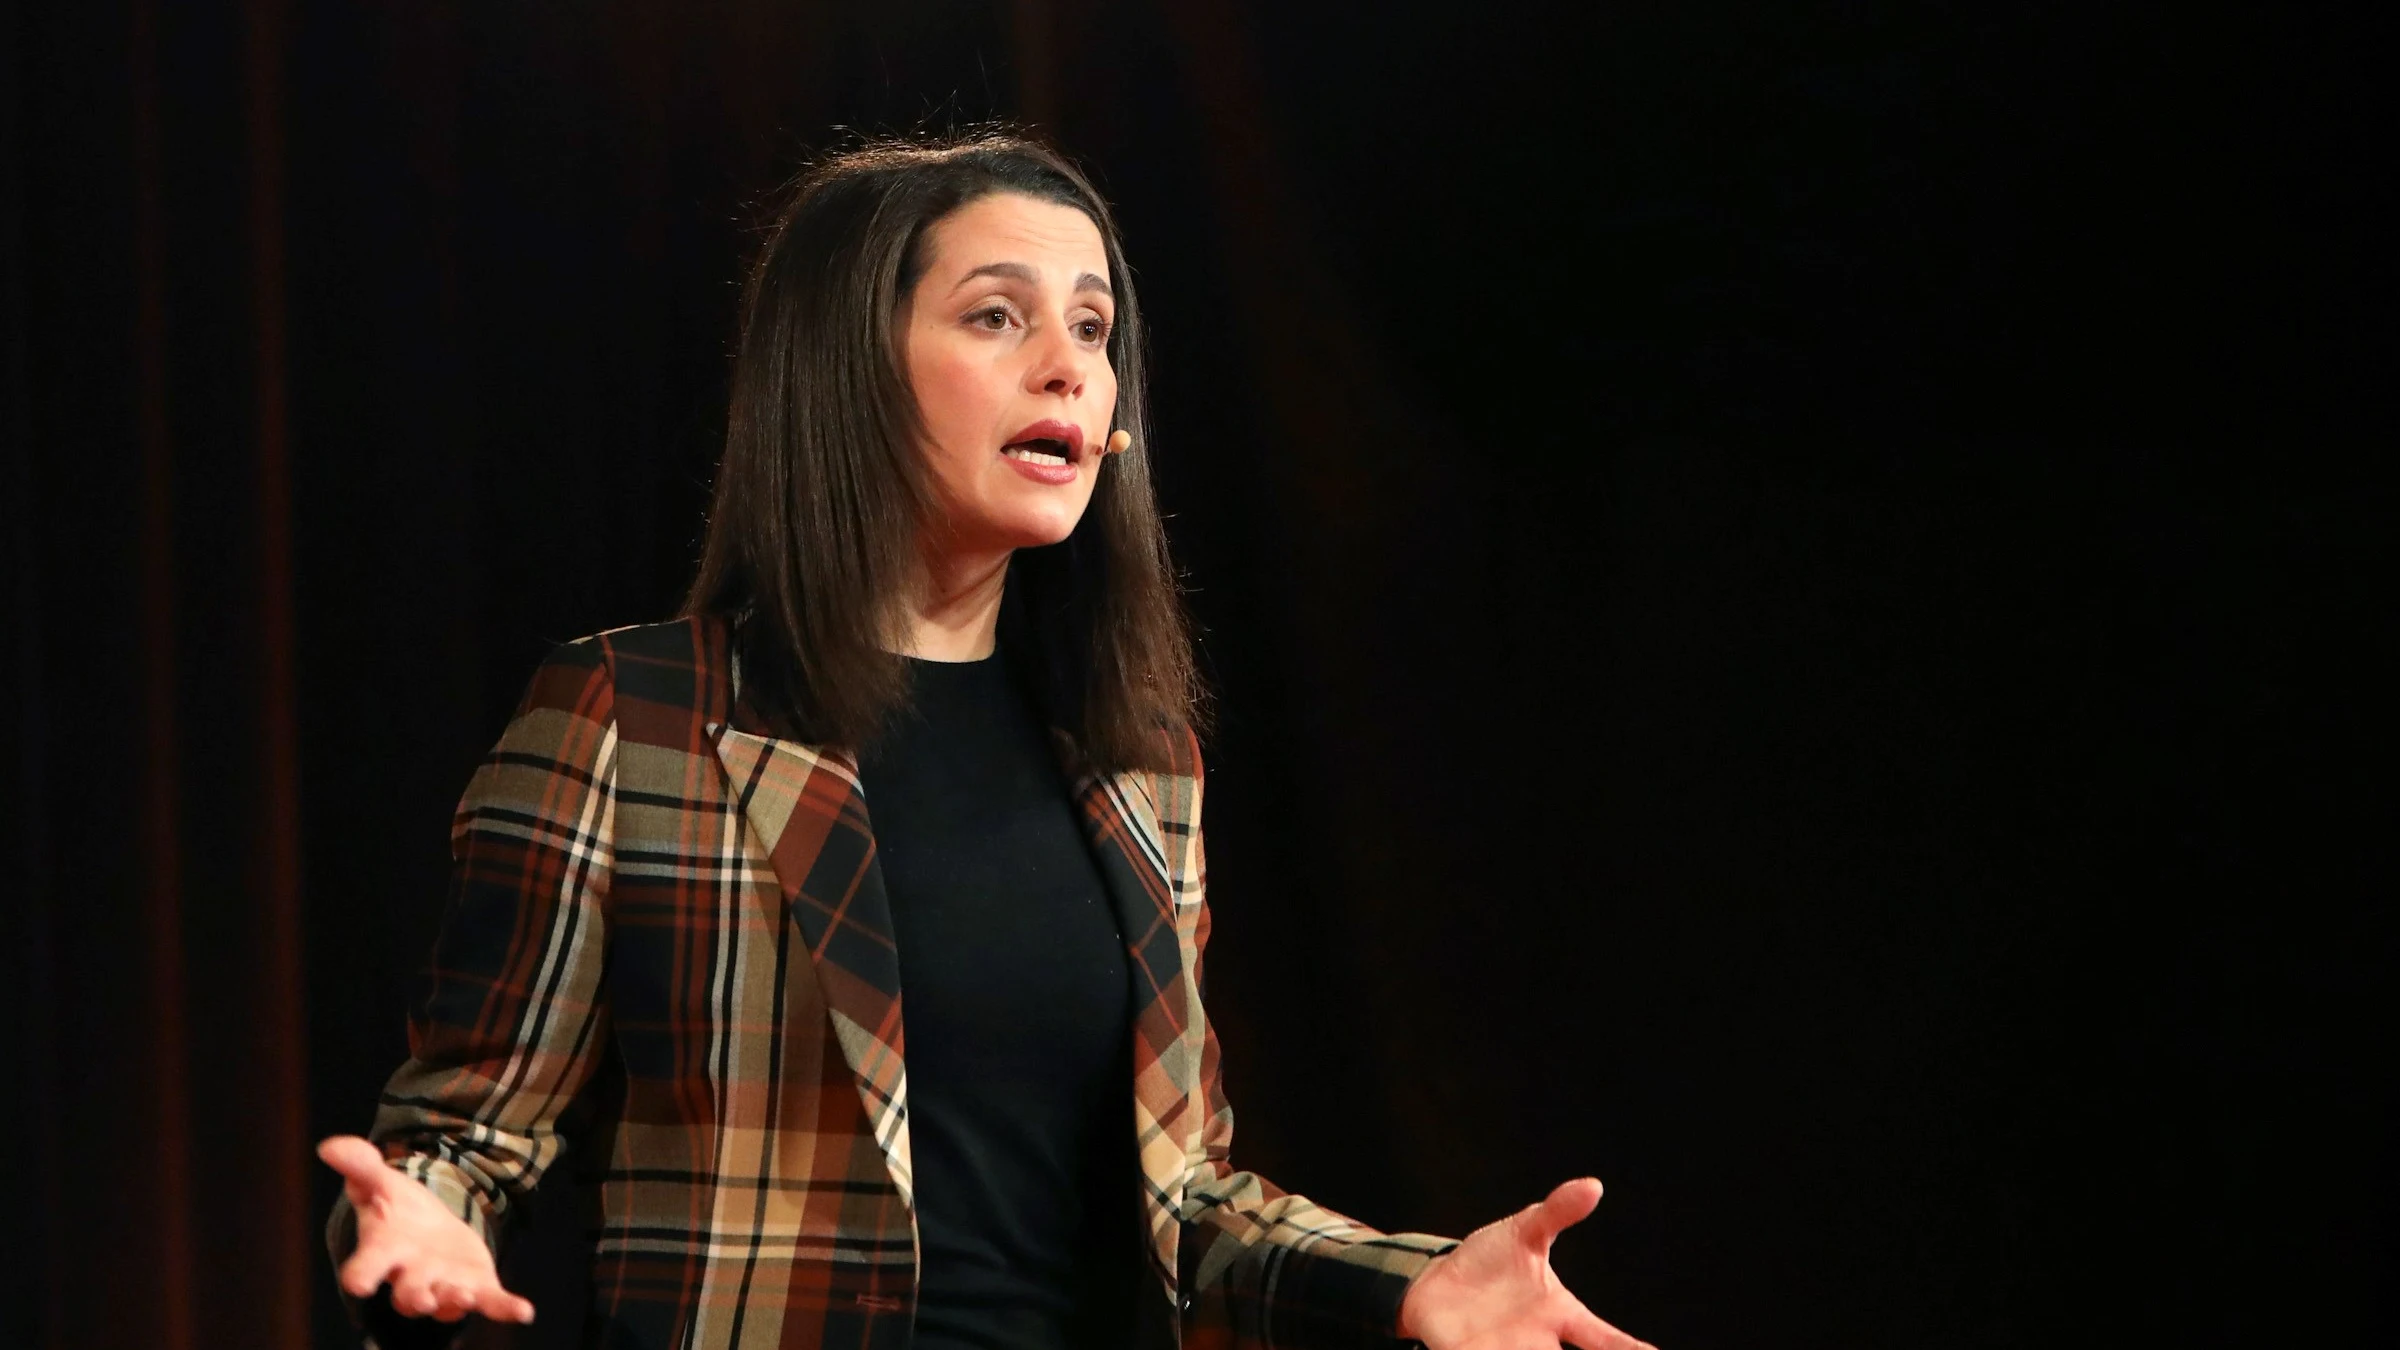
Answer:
[{"left": 897, "top": 542, "right": 1010, "bottom": 661}]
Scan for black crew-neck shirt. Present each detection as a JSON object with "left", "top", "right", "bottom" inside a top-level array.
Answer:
[{"left": 854, "top": 646, "right": 1148, "bottom": 1349}]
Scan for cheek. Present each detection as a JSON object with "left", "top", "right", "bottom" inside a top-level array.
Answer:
[{"left": 912, "top": 342, "right": 1003, "bottom": 455}]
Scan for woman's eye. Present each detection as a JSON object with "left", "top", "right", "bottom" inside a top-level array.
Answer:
[
  {"left": 1077, "top": 318, "right": 1111, "bottom": 343},
  {"left": 971, "top": 306, "right": 1014, "bottom": 330}
]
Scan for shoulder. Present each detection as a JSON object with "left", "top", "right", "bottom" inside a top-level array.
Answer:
[
  {"left": 519, "top": 615, "right": 734, "bottom": 741},
  {"left": 1158, "top": 722, "right": 1204, "bottom": 781},
  {"left": 1133, "top": 722, "right": 1207, "bottom": 835}
]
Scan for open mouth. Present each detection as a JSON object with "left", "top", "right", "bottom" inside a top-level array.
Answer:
[
  {"left": 1001, "top": 437, "right": 1073, "bottom": 467},
  {"left": 1000, "top": 419, "right": 1085, "bottom": 469}
]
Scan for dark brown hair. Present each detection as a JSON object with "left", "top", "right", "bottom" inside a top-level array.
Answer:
[{"left": 683, "top": 133, "right": 1202, "bottom": 771}]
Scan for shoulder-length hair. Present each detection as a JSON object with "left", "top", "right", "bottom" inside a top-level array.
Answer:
[{"left": 682, "top": 133, "right": 1202, "bottom": 773}]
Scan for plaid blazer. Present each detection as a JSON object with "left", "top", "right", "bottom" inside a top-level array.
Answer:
[{"left": 331, "top": 616, "right": 1455, "bottom": 1349}]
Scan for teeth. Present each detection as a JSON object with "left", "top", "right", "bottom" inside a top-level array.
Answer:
[{"left": 1004, "top": 446, "right": 1069, "bottom": 466}]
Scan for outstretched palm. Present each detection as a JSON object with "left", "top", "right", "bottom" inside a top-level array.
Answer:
[
  {"left": 1397, "top": 1177, "right": 1652, "bottom": 1350},
  {"left": 319, "top": 1135, "right": 536, "bottom": 1325}
]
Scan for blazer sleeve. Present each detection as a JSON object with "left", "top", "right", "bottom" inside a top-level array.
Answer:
[
  {"left": 1167, "top": 732, "right": 1461, "bottom": 1349},
  {"left": 324, "top": 638, "right": 620, "bottom": 1327}
]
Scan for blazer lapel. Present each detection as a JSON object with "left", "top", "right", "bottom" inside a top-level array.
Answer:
[
  {"left": 1054, "top": 736, "right": 1200, "bottom": 1289},
  {"left": 709, "top": 720, "right": 915, "bottom": 1211},
  {"left": 703, "top": 680, "right": 1196, "bottom": 1284}
]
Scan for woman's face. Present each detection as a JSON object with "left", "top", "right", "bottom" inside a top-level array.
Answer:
[{"left": 898, "top": 191, "right": 1118, "bottom": 559}]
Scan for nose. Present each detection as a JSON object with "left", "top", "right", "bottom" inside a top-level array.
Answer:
[{"left": 1023, "top": 320, "right": 1092, "bottom": 400}]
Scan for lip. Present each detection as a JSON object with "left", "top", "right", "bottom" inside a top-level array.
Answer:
[{"left": 1001, "top": 419, "right": 1087, "bottom": 463}]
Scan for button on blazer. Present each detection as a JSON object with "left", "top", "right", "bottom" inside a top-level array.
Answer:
[{"left": 329, "top": 616, "right": 1455, "bottom": 1349}]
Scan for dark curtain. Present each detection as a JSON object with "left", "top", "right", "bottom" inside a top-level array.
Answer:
[
  {"left": 7, "top": 1, "right": 309, "bottom": 1347},
  {"left": 5, "top": 3, "right": 2381, "bottom": 1349}
]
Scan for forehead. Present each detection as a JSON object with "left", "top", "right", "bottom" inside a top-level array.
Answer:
[{"left": 921, "top": 192, "right": 1108, "bottom": 282}]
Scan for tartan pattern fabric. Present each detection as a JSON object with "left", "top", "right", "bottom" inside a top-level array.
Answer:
[{"left": 331, "top": 616, "right": 1455, "bottom": 1349}]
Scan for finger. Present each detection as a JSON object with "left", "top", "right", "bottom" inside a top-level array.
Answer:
[
  {"left": 475, "top": 1285, "right": 538, "bottom": 1325},
  {"left": 1565, "top": 1306, "right": 1649, "bottom": 1350},
  {"left": 388, "top": 1268, "right": 432, "bottom": 1316},
  {"left": 337, "top": 1240, "right": 404, "bottom": 1299},
  {"left": 1517, "top": 1176, "right": 1605, "bottom": 1252},
  {"left": 318, "top": 1136, "right": 396, "bottom": 1200},
  {"left": 390, "top": 1267, "right": 440, "bottom": 1318}
]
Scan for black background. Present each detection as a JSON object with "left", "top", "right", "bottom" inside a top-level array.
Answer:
[{"left": 5, "top": 2, "right": 2385, "bottom": 1347}]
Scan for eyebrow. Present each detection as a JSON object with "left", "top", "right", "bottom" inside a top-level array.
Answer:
[{"left": 953, "top": 261, "right": 1113, "bottom": 298}]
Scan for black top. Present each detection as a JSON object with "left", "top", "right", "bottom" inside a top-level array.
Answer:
[{"left": 854, "top": 645, "right": 1149, "bottom": 1349}]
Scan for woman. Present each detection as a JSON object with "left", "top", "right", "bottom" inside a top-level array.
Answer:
[{"left": 319, "top": 134, "right": 1649, "bottom": 1350}]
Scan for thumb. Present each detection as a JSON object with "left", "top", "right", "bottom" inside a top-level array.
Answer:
[
  {"left": 317, "top": 1135, "right": 397, "bottom": 1204},
  {"left": 1516, "top": 1176, "right": 1604, "bottom": 1253}
]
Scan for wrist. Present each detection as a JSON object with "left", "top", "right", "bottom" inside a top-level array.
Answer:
[{"left": 1395, "top": 1251, "right": 1451, "bottom": 1341}]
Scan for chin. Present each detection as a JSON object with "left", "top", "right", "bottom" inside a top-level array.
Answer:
[
  {"left": 977, "top": 501, "right": 1092, "bottom": 551},
  {"left": 1007, "top": 517, "right": 1085, "bottom": 550}
]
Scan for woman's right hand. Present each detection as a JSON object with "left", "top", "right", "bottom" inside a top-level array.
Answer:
[{"left": 318, "top": 1135, "right": 537, "bottom": 1325}]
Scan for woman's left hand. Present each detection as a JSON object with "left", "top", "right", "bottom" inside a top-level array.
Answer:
[{"left": 1396, "top": 1177, "right": 1654, "bottom": 1350}]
